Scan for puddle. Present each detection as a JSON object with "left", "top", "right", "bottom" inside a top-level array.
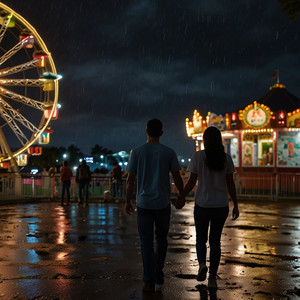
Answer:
[
  {"left": 90, "top": 256, "right": 116, "bottom": 262},
  {"left": 175, "top": 221, "right": 191, "bottom": 226},
  {"left": 253, "top": 277, "right": 271, "bottom": 283},
  {"left": 254, "top": 291, "right": 272, "bottom": 296},
  {"left": 225, "top": 225, "right": 274, "bottom": 231},
  {"left": 225, "top": 259, "right": 274, "bottom": 268},
  {"left": 35, "top": 250, "right": 50, "bottom": 256},
  {"left": 245, "top": 251, "right": 298, "bottom": 260},
  {"left": 52, "top": 273, "right": 82, "bottom": 279},
  {"left": 245, "top": 211, "right": 300, "bottom": 219},
  {"left": 169, "top": 233, "right": 191, "bottom": 240},
  {"left": 175, "top": 274, "right": 197, "bottom": 279},
  {"left": 168, "top": 248, "right": 189, "bottom": 253}
]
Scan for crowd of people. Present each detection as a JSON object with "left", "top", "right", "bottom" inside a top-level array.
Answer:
[{"left": 56, "top": 157, "right": 126, "bottom": 206}]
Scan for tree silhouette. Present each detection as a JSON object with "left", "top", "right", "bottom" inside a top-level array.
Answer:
[
  {"left": 67, "top": 144, "right": 84, "bottom": 167},
  {"left": 91, "top": 144, "right": 113, "bottom": 162},
  {"left": 23, "top": 146, "right": 66, "bottom": 172},
  {"left": 278, "top": 0, "right": 300, "bottom": 21}
]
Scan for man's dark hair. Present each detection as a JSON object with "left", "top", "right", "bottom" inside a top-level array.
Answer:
[
  {"left": 147, "top": 118, "right": 163, "bottom": 137},
  {"left": 63, "top": 160, "right": 68, "bottom": 166}
]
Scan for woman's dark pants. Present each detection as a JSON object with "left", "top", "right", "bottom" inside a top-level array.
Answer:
[{"left": 194, "top": 205, "right": 229, "bottom": 276}]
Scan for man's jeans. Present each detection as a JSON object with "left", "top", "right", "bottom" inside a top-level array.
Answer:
[
  {"left": 78, "top": 181, "right": 89, "bottom": 203},
  {"left": 194, "top": 205, "right": 229, "bottom": 276},
  {"left": 137, "top": 204, "right": 171, "bottom": 283}
]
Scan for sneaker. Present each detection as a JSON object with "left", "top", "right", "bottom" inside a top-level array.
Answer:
[
  {"left": 142, "top": 283, "right": 155, "bottom": 293},
  {"left": 196, "top": 265, "right": 208, "bottom": 281},
  {"left": 208, "top": 275, "right": 217, "bottom": 289}
]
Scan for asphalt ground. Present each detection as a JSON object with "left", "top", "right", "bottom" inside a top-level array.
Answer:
[{"left": 0, "top": 199, "right": 299, "bottom": 299}]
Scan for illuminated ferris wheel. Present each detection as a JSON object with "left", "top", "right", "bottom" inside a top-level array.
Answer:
[{"left": 0, "top": 3, "right": 60, "bottom": 171}]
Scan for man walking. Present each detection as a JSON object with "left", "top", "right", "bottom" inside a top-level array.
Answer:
[
  {"left": 125, "top": 118, "right": 184, "bottom": 293},
  {"left": 76, "top": 160, "right": 91, "bottom": 206}
]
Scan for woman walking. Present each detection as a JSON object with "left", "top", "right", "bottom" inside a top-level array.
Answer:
[{"left": 176, "top": 126, "right": 239, "bottom": 289}]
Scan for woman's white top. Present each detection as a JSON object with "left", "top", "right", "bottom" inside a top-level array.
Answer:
[{"left": 187, "top": 150, "right": 235, "bottom": 208}]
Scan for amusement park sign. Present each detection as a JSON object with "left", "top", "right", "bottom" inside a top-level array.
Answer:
[{"left": 239, "top": 101, "right": 272, "bottom": 128}]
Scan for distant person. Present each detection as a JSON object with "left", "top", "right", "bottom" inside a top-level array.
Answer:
[
  {"left": 267, "top": 148, "right": 273, "bottom": 165},
  {"left": 175, "top": 126, "right": 239, "bottom": 289},
  {"left": 41, "top": 168, "right": 50, "bottom": 194},
  {"left": 262, "top": 150, "right": 268, "bottom": 165},
  {"left": 60, "top": 160, "right": 73, "bottom": 206},
  {"left": 125, "top": 118, "right": 184, "bottom": 293},
  {"left": 111, "top": 162, "right": 123, "bottom": 199},
  {"left": 48, "top": 166, "right": 57, "bottom": 198},
  {"left": 76, "top": 160, "right": 91, "bottom": 206}
]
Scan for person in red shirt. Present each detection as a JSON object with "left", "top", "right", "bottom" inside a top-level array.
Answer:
[{"left": 60, "top": 160, "right": 73, "bottom": 206}]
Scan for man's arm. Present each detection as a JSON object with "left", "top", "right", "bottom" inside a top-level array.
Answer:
[
  {"left": 174, "top": 172, "right": 197, "bottom": 208},
  {"left": 171, "top": 171, "right": 183, "bottom": 193},
  {"left": 226, "top": 173, "right": 239, "bottom": 220},
  {"left": 182, "top": 172, "right": 197, "bottom": 196},
  {"left": 125, "top": 172, "right": 136, "bottom": 215},
  {"left": 171, "top": 170, "right": 184, "bottom": 209}
]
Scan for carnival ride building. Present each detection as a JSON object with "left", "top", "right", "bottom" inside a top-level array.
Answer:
[{"left": 186, "top": 81, "right": 300, "bottom": 198}]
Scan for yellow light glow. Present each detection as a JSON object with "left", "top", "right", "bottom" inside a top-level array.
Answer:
[{"left": 0, "top": 3, "right": 59, "bottom": 162}]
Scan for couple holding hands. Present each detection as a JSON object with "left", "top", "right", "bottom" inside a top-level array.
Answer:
[{"left": 125, "top": 119, "right": 239, "bottom": 293}]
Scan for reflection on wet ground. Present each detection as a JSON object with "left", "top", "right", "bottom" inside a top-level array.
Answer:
[{"left": 0, "top": 200, "right": 299, "bottom": 299}]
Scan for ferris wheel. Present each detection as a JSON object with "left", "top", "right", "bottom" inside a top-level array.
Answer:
[{"left": 0, "top": 3, "right": 60, "bottom": 171}]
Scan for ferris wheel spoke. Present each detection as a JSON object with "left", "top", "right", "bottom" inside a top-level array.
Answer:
[
  {"left": 0, "top": 59, "right": 39, "bottom": 77},
  {"left": 0, "top": 3, "right": 59, "bottom": 166},
  {"left": 0, "top": 36, "right": 31, "bottom": 66},
  {"left": 0, "top": 13, "right": 12, "bottom": 44},
  {"left": 0, "top": 104, "right": 28, "bottom": 145},
  {"left": 0, "top": 96, "right": 38, "bottom": 132},
  {"left": 0, "top": 79, "right": 44, "bottom": 87},
  {"left": 0, "top": 86, "right": 45, "bottom": 110}
]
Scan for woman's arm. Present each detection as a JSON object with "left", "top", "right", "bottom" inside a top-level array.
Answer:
[
  {"left": 182, "top": 172, "right": 198, "bottom": 196},
  {"left": 226, "top": 173, "right": 239, "bottom": 220}
]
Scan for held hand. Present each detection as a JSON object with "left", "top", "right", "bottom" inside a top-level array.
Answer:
[
  {"left": 125, "top": 202, "right": 134, "bottom": 215},
  {"left": 232, "top": 206, "right": 239, "bottom": 220},
  {"left": 173, "top": 195, "right": 185, "bottom": 209}
]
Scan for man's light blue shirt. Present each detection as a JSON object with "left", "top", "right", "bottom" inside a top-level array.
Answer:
[{"left": 126, "top": 143, "right": 181, "bottom": 209}]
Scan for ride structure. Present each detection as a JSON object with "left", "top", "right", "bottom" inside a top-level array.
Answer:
[
  {"left": 186, "top": 80, "right": 300, "bottom": 199},
  {"left": 0, "top": 3, "right": 61, "bottom": 172}
]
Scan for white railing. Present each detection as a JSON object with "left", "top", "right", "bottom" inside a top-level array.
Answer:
[
  {"left": 0, "top": 172, "right": 299, "bottom": 201},
  {"left": 0, "top": 173, "right": 126, "bottom": 201}
]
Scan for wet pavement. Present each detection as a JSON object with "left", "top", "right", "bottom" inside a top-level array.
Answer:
[{"left": 0, "top": 200, "right": 299, "bottom": 299}]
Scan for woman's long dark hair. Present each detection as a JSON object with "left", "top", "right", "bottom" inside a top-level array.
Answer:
[{"left": 203, "top": 126, "right": 226, "bottom": 171}]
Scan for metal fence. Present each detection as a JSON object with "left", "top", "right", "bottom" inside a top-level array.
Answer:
[
  {"left": 235, "top": 172, "right": 300, "bottom": 200},
  {"left": 0, "top": 173, "right": 126, "bottom": 202},
  {"left": 0, "top": 172, "right": 299, "bottom": 202}
]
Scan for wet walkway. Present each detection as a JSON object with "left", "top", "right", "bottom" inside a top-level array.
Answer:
[{"left": 0, "top": 200, "right": 299, "bottom": 299}]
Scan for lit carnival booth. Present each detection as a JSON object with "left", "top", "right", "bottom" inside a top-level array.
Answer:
[{"left": 186, "top": 82, "right": 300, "bottom": 199}]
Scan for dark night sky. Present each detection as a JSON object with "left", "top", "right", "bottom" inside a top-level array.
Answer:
[{"left": 3, "top": 0, "right": 300, "bottom": 158}]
